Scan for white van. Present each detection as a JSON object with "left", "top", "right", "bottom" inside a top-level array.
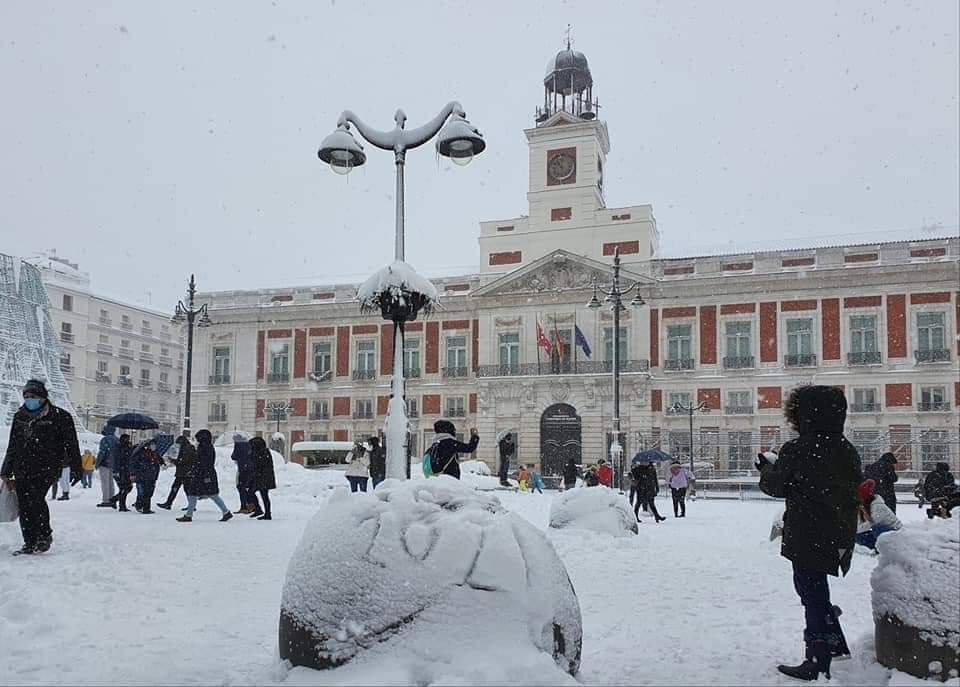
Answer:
[{"left": 291, "top": 441, "right": 355, "bottom": 469}]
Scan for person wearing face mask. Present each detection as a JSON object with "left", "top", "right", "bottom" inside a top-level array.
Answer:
[{"left": 1, "top": 379, "right": 82, "bottom": 556}]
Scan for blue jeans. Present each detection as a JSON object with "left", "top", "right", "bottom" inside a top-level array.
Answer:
[
  {"left": 792, "top": 562, "right": 846, "bottom": 651},
  {"left": 347, "top": 476, "right": 368, "bottom": 493},
  {"left": 855, "top": 525, "right": 894, "bottom": 551},
  {"left": 185, "top": 494, "right": 229, "bottom": 516}
]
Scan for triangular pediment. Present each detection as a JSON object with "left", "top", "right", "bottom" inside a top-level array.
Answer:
[
  {"left": 474, "top": 250, "right": 651, "bottom": 298},
  {"left": 540, "top": 111, "right": 584, "bottom": 127}
]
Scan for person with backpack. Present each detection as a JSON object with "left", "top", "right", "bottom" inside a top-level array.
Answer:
[
  {"left": 426, "top": 420, "right": 478, "bottom": 479},
  {"left": 583, "top": 464, "right": 600, "bottom": 487}
]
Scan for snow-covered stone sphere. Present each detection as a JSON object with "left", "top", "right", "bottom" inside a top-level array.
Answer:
[
  {"left": 278, "top": 477, "right": 582, "bottom": 676},
  {"left": 549, "top": 486, "right": 638, "bottom": 536}
]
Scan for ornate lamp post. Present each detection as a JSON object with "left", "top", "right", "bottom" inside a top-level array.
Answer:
[
  {"left": 587, "top": 247, "right": 646, "bottom": 490},
  {"left": 74, "top": 403, "right": 92, "bottom": 430},
  {"left": 266, "top": 400, "right": 292, "bottom": 436},
  {"left": 671, "top": 399, "right": 710, "bottom": 473},
  {"left": 317, "top": 103, "right": 486, "bottom": 480},
  {"left": 170, "top": 274, "right": 211, "bottom": 437}
]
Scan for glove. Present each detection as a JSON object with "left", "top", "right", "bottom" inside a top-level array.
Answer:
[{"left": 755, "top": 452, "right": 771, "bottom": 472}]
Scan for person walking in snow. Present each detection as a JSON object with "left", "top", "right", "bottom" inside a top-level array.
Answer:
[
  {"left": 562, "top": 456, "right": 580, "bottom": 490},
  {"left": 344, "top": 441, "right": 370, "bottom": 492},
  {"left": 666, "top": 461, "right": 694, "bottom": 518},
  {"left": 427, "top": 420, "right": 479, "bottom": 480},
  {"left": 95, "top": 425, "right": 118, "bottom": 507},
  {"left": 855, "top": 479, "right": 901, "bottom": 552},
  {"left": 130, "top": 440, "right": 161, "bottom": 514},
  {"left": 177, "top": 429, "right": 232, "bottom": 522},
  {"left": 922, "top": 462, "right": 956, "bottom": 503},
  {"left": 112, "top": 434, "right": 134, "bottom": 512},
  {"left": 81, "top": 449, "right": 95, "bottom": 488},
  {"left": 1, "top": 379, "right": 82, "bottom": 556},
  {"left": 498, "top": 432, "right": 515, "bottom": 487},
  {"left": 631, "top": 461, "right": 666, "bottom": 523},
  {"left": 157, "top": 435, "right": 194, "bottom": 510},
  {"left": 530, "top": 466, "right": 545, "bottom": 494},
  {"left": 516, "top": 465, "right": 530, "bottom": 492},
  {"left": 230, "top": 435, "right": 256, "bottom": 514},
  {"left": 596, "top": 459, "right": 612, "bottom": 487},
  {"left": 863, "top": 452, "right": 899, "bottom": 513},
  {"left": 248, "top": 437, "right": 276, "bottom": 519},
  {"left": 757, "top": 385, "right": 862, "bottom": 681},
  {"left": 367, "top": 436, "right": 386, "bottom": 488}
]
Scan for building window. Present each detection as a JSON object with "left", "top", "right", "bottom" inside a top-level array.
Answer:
[
  {"left": 310, "top": 433, "right": 329, "bottom": 442},
  {"left": 59, "top": 322, "right": 74, "bottom": 343},
  {"left": 62, "top": 294, "right": 73, "bottom": 311},
  {"left": 141, "top": 343, "right": 151, "bottom": 353},
  {"left": 99, "top": 308, "right": 110, "bottom": 322},
  {"left": 446, "top": 396, "right": 466, "bottom": 417},
  {"left": 848, "top": 315, "right": 880, "bottom": 365},
  {"left": 724, "top": 322, "right": 753, "bottom": 368},
  {"left": 444, "top": 336, "right": 468, "bottom": 377},
  {"left": 603, "top": 327, "right": 628, "bottom": 365},
  {"left": 725, "top": 390, "right": 752, "bottom": 414},
  {"left": 403, "top": 338, "right": 421, "bottom": 378},
  {"left": 120, "top": 364, "right": 131, "bottom": 377},
  {"left": 121, "top": 314, "right": 131, "bottom": 330},
  {"left": 99, "top": 334, "right": 109, "bottom": 344},
  {"left": 354, "top": 341, "right": 376, "bottom": 380},
  {"left": 140, "top": 369, "right": 150, "bottom": 381},
  {"left": 159, "top": 371, "right": 169, "bottom": 382},
  {"left": 916, "top": 312, "right": 948, "bottom": 362},
  {"left": 919, "top": 386, "right": 948, "bottom": 411},
  {"left": 312, "top": 342, "right": 332, "bottom": 380},
  {"left": 498, "top": 332, "right": 520, "bottom": 373},
  {"left": 354, "top": 399, "right": 373, "bottom": 419},
  {"left": 59, "top": 353, "right": 71, "bottom": 374},
  {"left": 728, "top": 431, "right": 753, "bottom": 473},
  {"left": 310, "top": 399, "right": 329, "bottom": 420},
  {"left": 665, "top": 325, "right": 693, "bottom": 369},
  {"left": 667, "top": 392, "right": 691, "bottom": 413},
  {"left": 406, "top": 397, "right": 419, "bottom": 417},
  {"left": 97, "top": 360, "right": 109, "bottom": 374},
  {"left": 920, "top": 430, "right": 949, "bottom": 471},
  {"left": 209, "top": 401, "right": 227, "bottom": 423},
  {"left": 785, "top": 318, "right": 815, "bottom": 366},
  {"left": 268, "top": 342, "right": 290, "bottom": 383},
  {"left": 851, "top": 388, "right": 879, "bottom": 413}
]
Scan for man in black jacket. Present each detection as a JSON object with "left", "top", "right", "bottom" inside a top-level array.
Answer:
[
  {"left": 1, "top": 379, "right": 81, "bottom": 556},
  {"left": 498, "top": 433, "right": 515, "bottom": 487},
  {"left": 368, "top": 436, "right": 386, "bottom": 488},
  {"left": 757, "top": 385, "right": 862, "bottom": 681},
  {"left": 428, "top": 420, "right": 479, "bottom": 480},
  {"left": 864, "top": 452, "right": 899, "bottom": 513}
]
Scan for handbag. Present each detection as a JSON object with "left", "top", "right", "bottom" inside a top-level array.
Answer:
[{"left": 0, "top": 482, "right": 19, "bottom": 523}]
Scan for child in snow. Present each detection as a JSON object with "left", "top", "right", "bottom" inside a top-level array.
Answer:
[
  {"left": 517, "top": 466, "right": 530, "bottom": 492},
  {"left": 855, "top": 479, "right": 901, "bottom": 552},
  {"left": 530, "top": 467, "right": 545, "bottom": 494},
  {"left": 583, "top": 464, "right": 600, "bottom": 487},
  {"left": 81, "top": 449, "right": 95, "bottom": 488}
]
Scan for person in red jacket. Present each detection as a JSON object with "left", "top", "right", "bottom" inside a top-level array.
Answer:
[{"left": 596, "top": 459, "right": 612, "bottom": 487}]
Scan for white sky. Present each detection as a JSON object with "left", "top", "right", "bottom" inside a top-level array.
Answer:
[{"left": 1, "top": 0, "right": 957, "bottom": 310}]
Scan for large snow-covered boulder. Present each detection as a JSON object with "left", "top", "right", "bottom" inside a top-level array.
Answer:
[
  {"left": 871, "top": 519, "right": 959, "bottom": 681},
  {"left": 548, "top": 486, "right": 638, "bottom": 536},
  {"left": 278, "top": 477, "right": 582, "bottom": 677}
]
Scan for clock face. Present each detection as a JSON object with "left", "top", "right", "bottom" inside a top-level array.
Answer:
[{"left": 548, "top": 152, "right": 576, "bottom": 182}]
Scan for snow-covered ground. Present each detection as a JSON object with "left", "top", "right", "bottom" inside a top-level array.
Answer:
[{"left": 0, "top": 467, "right": 953, "bottom": 686}]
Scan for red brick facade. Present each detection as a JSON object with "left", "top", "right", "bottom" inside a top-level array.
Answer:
[
  {"left": 422, "top": 394, "right": 441, "bottom": 415},
  {"left": 699, "top": 305, "right": 717, "bottom": 365},
  {"left": 697, "top": 388, "right": 721, "bottom": 410},
  {"left": 425, "top": 322, "right": 439, "bottom": 374},
  {"left": 821, "top": 298, "right": 840, "bottom": 361},
  {"left": 489, "top": 251, "right": 522, "bottom": 266},
  {"left": 662, "top": 306, "right": 696, "bottom": 318},
  {"left": 293, "top": 329, "right": 307, "bottom": 378},
  {"left": 333, "top": 397, "right": 351, "bottom": 416},
  {"left": 720, "top": 303, "right": 756, "bottom": 315},
  {"left": 602, "top": 240, "right": 640, "bottom": 256},
  {"left": 256, "top": 331, "right": 265, "bottom": 380},
  {"left": 649, "top": 309, "right": 659, "bottom": 367},
  {"left": 380, "top": 324, "right": 394, "bottom": 376},
  {"left": 758, "top": 386, "right": 782, "bottom": 409},
  {"left": 886, "top": 295, "right": 907, "bottom": 358},
  {"left": 843, "top": 296, "right": 882, "bottom": 308},
  {"left": 336, "top": 326, "right": 350, "bottom": 376},
  {"left": 651, "top": 389, "right": 662, "bottom": 412},
  {"left": 885, "top": 383, "right": 913, "bottom": 407},
  {"left": 781, "top": 300, "right": 817, "bottom": 312},
  {"left": 759, "top": 302, "right": 778, "bottom": 363},
  {"left": 910, "top": 291, "right": 950, "bottom": 304},
  {"left": 290, "top": 398, "right": 307, "bottom": 417}
]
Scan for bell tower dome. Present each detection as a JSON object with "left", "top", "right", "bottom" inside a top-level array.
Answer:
[{"left": 537, "top": 38, "right": 600, "bottom": 124}]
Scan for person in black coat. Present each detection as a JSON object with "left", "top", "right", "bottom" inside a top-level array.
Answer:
[
  {"left": 923, "top": 462, "right": 956, "bottom": 502},
  {"left": 864, "top": 452, "right": 899, "bottom": 513},
  {"left": 111, "top": 434, "right": 134, "bottom": 512},
  {"left": 498, "top": 433, "right": 515, "bottom": 487},
  {"left": 1, "top": 379, "right": 81, "bottom": 556},
  {"left": 427, "top": 420, "right": 479, "bottom": 480},
  {"left": 248, "top": 437, "right": 276, "bottom": 520},
  {"left": 367, "top": 436, "right": 386, "bottom": 488},
  {"left": 176, "top": 430, "right": 232, "bottom": 522},
  {"left": 157, "top": 436, "right": 195, "bottom": 510},
  {"left": 630, "top": 462, "right": 665, "bottom": 523},
  {"left": 562, "top": 457, "right": 581, "bottom": 490},
  {"left": 757, "top": 385, "right": 862, "bottom": 681},
  {"left": 231, "top": 435, "right": 256, "bottom": 514},
  {"left": 130, "top": 440, "right": 162, "bottom": 514}
]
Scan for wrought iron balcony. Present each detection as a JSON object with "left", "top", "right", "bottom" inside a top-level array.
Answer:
[
  {"left": 915, "top": 349, "right": 950, "bottom": 363},
  {"left": 850, "top": 402, "right": 880, "bottom": 413},
  {"left": 723, "top": 356, "right": 754, "bottom": 369},
  {"left": 724, "top": 406, "right": 753, "bottom": 415},
  {"left": 159, "top": 356, "right": 173, "bottom": 367},
  {"left": 404, "top": 367, "right": 421, "bottom": 379},
  {"left": 664, "top": 358, "right": 695, "bottom": 371},
  {"left": 96, "top": 343, "right": 113, "bottom": 355},
  {"left": 157, "top": 381, "right": 171, "bottom": 393},
  {"left": 308, "top": 412, "right": 330, "bottom": 420},
  {"left": 59, "top": 364, "right": 74, "bottom": 376},
  {"left": 118, "top": 348, "right": 134, "bottom": 360},
  {"left": 442, "top": 366, "right": 469, "bottom": 378},
  {"left": 209, "top": 374, "right": 231, "bottom": 385},
  {"left": 209, "top": 413, "right": 227, "bottom": 423},
  {"left": 918, "top": 401, "right": 951, "bottom": 412},
  {"left": 98, "top": 318, "right": 112, "bottom": 327},
  {"left": 138, "top": 380, "right": 152, "bottom": 389},
  {"left": 352, "top": 409, "right": 374, "bottom": 419},
  {"left": 406, "top": 407, "right": 420, "bottom": 418},
  {"left": 310, "top": 369, "right": 332, "bottom": 383},
  {"left": 848, "top": 351, "right": 881, "bottom": 366},
  {"left": 117, "top": 376, "right": 133, "bottom": 387},
  {"left": 352, "top": 369, "right": 376, "bottom": 381},
  {"left": 784, "top": 353, "right": 817, "bottom": 368},
  {"left": 139, "top": 352, "right": 154, "bottom": 363},
  {"left": 446, "top": 408, "right": 467, "bottom": 418},
  {"left": 95, "top": 371, "right": 111, "bottom": 383},
  {"left": 476, "top": 360, "right": 650, "bottom": 378},
  {"left": 59, "top": 332, "right": 75, "bottom": 344},
  {"left": 267, "top": 372, "right": 290, "bottom": 384}
]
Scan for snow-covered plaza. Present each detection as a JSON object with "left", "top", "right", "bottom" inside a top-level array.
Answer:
[{"left": 0, "top": 463, "right": 951, "bottom": 686}]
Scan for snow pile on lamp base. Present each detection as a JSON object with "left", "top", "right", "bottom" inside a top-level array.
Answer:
[
  {"left": 278, "top": 477, "right": 582, "bottom": 679},
  {"left": 549, "top": 486, "right": 638, "bottom": 536},
  {"left": 871, "top": 519, "right": 959, "bottom": 682}
]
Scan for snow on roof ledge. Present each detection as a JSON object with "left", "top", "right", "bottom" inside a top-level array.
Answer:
[{"left": 356, "top": 260, "right": 440, "bottom": 307}]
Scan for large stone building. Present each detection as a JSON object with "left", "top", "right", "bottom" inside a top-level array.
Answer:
[
  {"left": 191, "top": 46, "right": 959, "bottom": 477},
  {"left": 35, "top": 252, "right": 186, "bottom": 433}
]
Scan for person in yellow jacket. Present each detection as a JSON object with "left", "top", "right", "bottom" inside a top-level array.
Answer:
[{"left": 80, "top": 450, "right": 96, "bottom": 489}]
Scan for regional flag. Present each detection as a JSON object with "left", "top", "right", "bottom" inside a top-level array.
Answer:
[
  {"left": 574, "top": 325, "right": 592, "bottom": 358},
  {"left": 536, "top": 323, "right": 553, "bottom": 356}
]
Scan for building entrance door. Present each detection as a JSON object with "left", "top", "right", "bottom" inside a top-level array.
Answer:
[{"left": 540, "top": 403, "right": 582, "bottom": 477}]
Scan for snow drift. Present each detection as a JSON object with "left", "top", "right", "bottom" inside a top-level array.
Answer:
[
  {"left": 278, "top": 477, "right": 582, "bottom": 679},
  {"left": 548, "top": 486, "right": 638, "bottom": 536}
]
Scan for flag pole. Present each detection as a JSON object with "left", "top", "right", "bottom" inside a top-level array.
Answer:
[{"left": 536, "top": 316, "right": 542, "bottom": 375}]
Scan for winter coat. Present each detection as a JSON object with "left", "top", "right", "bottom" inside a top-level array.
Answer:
[
  {"left": 857, "top": 498, "right": 902, "bottom": 534},
  {"left": 96, "top": 429, "right": 118, "bottom": 470},
  {"left": 631, "top": 464, "right": 659, "bottom": 499},
  {"left": 231, "top": 440, "right": 254, "bottom": 486},
  {"left": 186, "top": 431, "right": 219, "bottom": 497},
  {"left": 498, "top": 437, "right": 515, "bottom": 463},
  {"left": 81, "top": 451, "right": 96, "bottom": 472},
  {"left": 368, "top": 441, "right": 385, "bottom": 482},
  {"left": 344, "top": 449, "right": 370, "bottom": 478},
  {"left": 172, "top": 441, "right": 197, "bottom": 481},
  {"left": 113, "top": 442, "right": 133, "bottom": 480},
  {"left": 130, "top": 445, "right": 162, "bottom": 483},
  {"left": 597, "top": 463, "right": 612, "bottom": 487},
  {"left": 531, "top": 471, "right": 545, "bottom": 490},
  {"left": 759, "top": 386, "right": 863, "bottom": 577},
  {"left": 667, "top": 465, "right": 694, "bottom": 489},
  {"left": 250, "top": 438, "right": 276, "bottom": 491},
  {"left": 1, "top": 403, "right": 81, "bottom": 486},
  {"left": 923, "top": 463, "right": 957, "bottom": 501},
  {"left": 583, "top": 467, "right": 600, "bottom": 487},
  {"left": 864, "top": 454, "right": 898, "bottom": 509},
  {"left": 562, "top": 460, "right": 581, "bottom": 486},
  {"left": 428, "top": 432, "right": 479, "bottom": 480}
]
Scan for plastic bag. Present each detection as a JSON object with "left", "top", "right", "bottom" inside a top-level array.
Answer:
[{"left": 0, "top": 482, "right": 19, "bottom": 523}]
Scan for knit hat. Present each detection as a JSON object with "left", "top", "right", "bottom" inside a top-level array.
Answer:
[
  {"left": 22, "top": 378, "right": 49, "bottom": 399},
  {"left": 858, "top": 479, "right": 876, "bottom": 503}
]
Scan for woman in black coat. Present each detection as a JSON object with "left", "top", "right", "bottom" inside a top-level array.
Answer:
[
  {"left": 112, "top": 434, "right": 134, "bottom": 512},
  {"left": 176, "top": 430, "right": 232, "bottom": 523},
  {"left": 248, "top": 437, "right": 276, "bottom": 520},
  {"left": 630, "top": 462, "right": 665, "bottom": 523}
]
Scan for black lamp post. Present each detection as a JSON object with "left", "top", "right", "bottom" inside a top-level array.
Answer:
[
  {"left": 170, "top": 274, "right": 211, "bottom": 438},
  {"left": 671, "top": 400, "right": 710, "bottom": 472},
  {"left": 587, "top": 247, "right": 646, "bottom": 490}
]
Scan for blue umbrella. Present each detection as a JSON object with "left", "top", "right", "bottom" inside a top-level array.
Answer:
[
  {"left": 105, "top": 412, "right": 159, "bottom": 430},
  {"left": 632, "top": 448, "right": 673, "bottom": 464}
]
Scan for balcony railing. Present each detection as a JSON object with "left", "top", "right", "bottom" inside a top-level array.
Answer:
[
  {"left": 407, "top": 407, "right": 420, "bottom": 418},
  {"left": 118, "top": 348, "right": 134, "bottom": 359},
  {"left": 352, "top": 410, "right": 374, "bottom": 419},
  {"left": 442, "top": 366, "right": 469, "bottom": 378},
  {"left": 723, "top": 356, "right": 755, "bottom": 369},
  {"left": 160, "top": 332, "right": 172, "bottom": 341},
  {"left": 476, "top": 360, "right": 650, "bottom": 378},
  {"left": 404, "top": 367, "right": 421, "bottom": 379},
  {"left": 138, "top": 380, "right": 152, "bottom": 389},
  {"left": 848, "top": 351, "right": 882, "bottom": 366},
  {"left": 446, "top": 408, "right": 467, "bottom": 418},
  {"left": 309, "top": 412, "right": 330, "bottom": 420},
  {"left": 915, "top": 349, "right": 950, "bottom": 363},
  {"left": 141, "top": 328, "right": 153, "bottom": 337},
  {"left": 352, "top": 369, "right": 376, "bottom": 381},
  {"left": 919, "top": 401, "right": 951, "bottom": 412},
  {"left": 850, "top": 402, "right": 880, "bottom": 413},
  {"left": 159, "top": 356, "right": 173, "bottom": 367},
  {"left": 59, "top": 364, "right": 74, "bottom": 376},
  {"left": 209, "top": 413, "right": 227, "bottom": 423},
  {"left": 120, "top": 322, "right": 133, "bottom": 331},
  {"left": 664, "top": 358, "right": 695, "bottom": 371},
  {"left": 157, "top": 381, "right": 171, "bottom": 393},
  {"left": 310, "top": 370, "right": 332, "bottom": 383},
  {"left": 98, "top": 318, "right": 112, "bottom": 327},
  {"left": 784, "top": 353, "right": 817, "bottom": 368},
  {"left": 209, "top": 374, "right": 231, "bottom": 385},
  {"left": 95, "top": 371, "right": 111, "bottom": 383},
  {"left": 59, "top": 332, "right": 75, "bottom": 344},
  {"left": 117, "top": 376, "right": 133, "bottom": 387},
  {"left": 140, "top": 352, "right": 154, "bottom": 363},
  {"left": 724, "top": 406, "right": 753, "bottom": 415},
  {"left": 267, "top": 372, "right": 290, "bottom": 384},
  {"left": 96, "top": 343, "right": 113, "bottom": 355}
]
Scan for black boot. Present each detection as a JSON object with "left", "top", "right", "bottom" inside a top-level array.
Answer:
[{"left": 778, "top": 641, "right": 832, "bottom": 681}]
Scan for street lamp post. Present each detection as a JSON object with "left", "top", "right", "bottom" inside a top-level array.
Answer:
[
  {"left": 671, "top": 400, "right": 710, "bottom": 473},
  {"left": 587, "top": 247, "right": 646, "bottom": 491},
  {"left": 74, "top": 404, "right": 91, "bottom": 430},
  {"left": 317, "top": 103, "right": 486, "bottom": 480},
  {"left": 170, "top": 274, "right": 211, "bottom": 438},
  {"left": 265, "top": 400, "right": 292, "bottom": 436}
]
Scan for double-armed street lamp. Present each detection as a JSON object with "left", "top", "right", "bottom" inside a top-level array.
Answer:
[
  {"left": 587, "top": 247, "right": 646, "bottom": 491},
  {"left": 170, "top": 274, "right": 211, "bottom": 438},
  {"left": 317, "top": 103, "right": 486, "bottom": 480},
  {"left": 670, "top": 400, "right": 710, "bottom": 473}
]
